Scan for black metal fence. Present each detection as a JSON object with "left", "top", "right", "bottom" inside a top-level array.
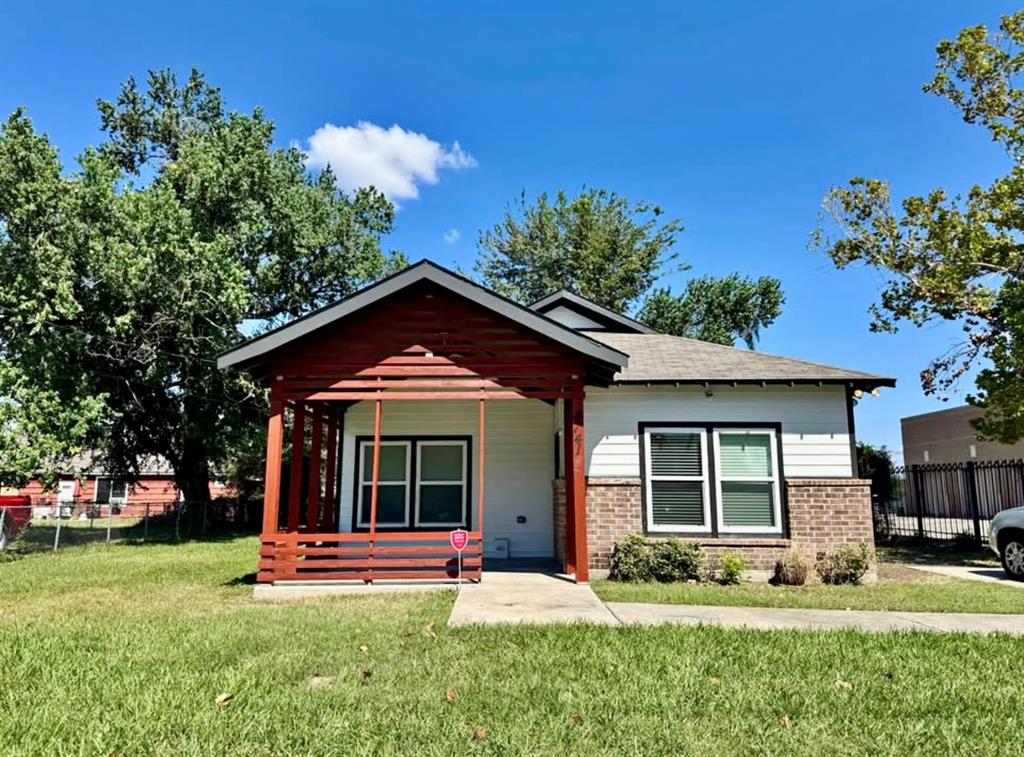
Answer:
[{"left": 873, "top": 459, "right": 1024, "bottom": 543}]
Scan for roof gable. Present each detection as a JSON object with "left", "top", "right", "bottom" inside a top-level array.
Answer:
[
  {"left": 217, "top": 261, "right": 629, "bottom": 372},
  {"left": 529, "top": 290, "right": 656, "bottom": 334}
]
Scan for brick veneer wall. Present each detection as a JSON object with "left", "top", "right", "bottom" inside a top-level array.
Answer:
[{"left": 553, "top": 477, "right": 875, "bottom": 576}]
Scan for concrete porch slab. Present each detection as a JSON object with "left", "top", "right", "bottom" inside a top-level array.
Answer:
[{"left": 448, "top": 571, "right": 618, "bottom": 626}]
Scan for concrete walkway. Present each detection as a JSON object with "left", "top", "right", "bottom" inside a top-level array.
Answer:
[
  {"left": 448, "top": 570, "right": 618, "bottom": 626},
  {"left": 908, "top": 563, "right": 1024, "bottom": 589},
  {"left": 606, "top": 602, "right": 1024, "bottom": 635}
]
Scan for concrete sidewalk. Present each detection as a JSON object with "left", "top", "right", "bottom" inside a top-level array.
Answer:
[
  {"left": 907, "top": 564, "right": 1024, "bottom": 590},
  {"left": 448, "top": 571, "right": 618, "bottom": 626},
  {"left": 606, "top": 602, "right": 1024, "bottom": 634}
]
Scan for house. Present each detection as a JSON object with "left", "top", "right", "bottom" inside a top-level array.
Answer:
[
  {"left": 902, "top": 404, "right": 1024, "bottom": 465},
  {"left": 4, "top": 452, "right": 232, "bottom": 518},
  {"left": 217, "top": 260, "right": 894, "bottom": 584}
]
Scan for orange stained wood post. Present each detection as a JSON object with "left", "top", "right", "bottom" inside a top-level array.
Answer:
[
  {"left": 562, "top": 399, "right": 577, "bottom": 577},
  {"left": 306, "top": 403, "right": 323, "bottom": 530},
  {"left": 261, "top": 400, "right": 285, "bottom": 535},
  {"left": 368, "top": 397, "right": 383, "bottom": 581},
  {"left": 478, "top": 398, "right": 486, "bottom": 537},
  {"left": 287, "top": 403, "right": 306, "bottom": 532},
  {"left": 322, "top": 406, "right": 339, "bottom": 532},
  {"left": 563, "top": 391, "right": 588, "bottom": 582}
]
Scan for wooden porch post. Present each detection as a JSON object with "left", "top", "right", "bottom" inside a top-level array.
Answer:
[
  {"left": 563, "top": 399, "right": 577, "bottom": 577},
  {"left": 261, "top": 400, "right": 285, "bottom": 536},
  {"left": 323, "top": 407, "right": 339, "bottom": 532},
  {"left": 478, "top": 398, "right": 486, "bottom": 536},
  {"left": 565, "top": 391, "right": 589, "bottom": 583},
  {"left": 306, "top": 403, "right": 323, "bottom": 530},
  {"left": 368, "top": 397, "right": 382, "bottom": 582},
  {"left": 287, "top": 403, "right": 306, "bottom": 532}
]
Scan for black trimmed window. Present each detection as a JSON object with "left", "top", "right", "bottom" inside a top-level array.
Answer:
[
  {"left": 642, "top": 425, "right": 783, "bottom": 536},
  {"left": 356, "top": 438, "right": 469, "bottom": 529},
  {"left": 94, "top": 478, "right": 128, "bottom": 506}
]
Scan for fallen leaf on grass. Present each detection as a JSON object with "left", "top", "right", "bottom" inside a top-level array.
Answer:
[
  {"left": 570, "top": 714, "right": 583, "bottom": 726},
  {"left": 215, "top": 693, "right": 233, "bottom": 708},
  {"left": 307, "top": 675, "right": 334, "bottom": 688},
  {"left": 358, "top": 644, "right": 369, "bottom": 655},
  {"left": 835, "top": 679, "right": 853, "bottom": 690},
  {"left": 780, "top": 715, "right": 793, "bottom": 729},
  {"left": 708, "top": 677, "right": 722, "bottom": 687},
  {"left": 445, "top": 688, "right": 458, "bottom": 703},
  {"left": 424, "top": 621, "right": 437, "bottom": 638},
  {"left": 472, "top": 728, "right": 488, "bottom": 741}
]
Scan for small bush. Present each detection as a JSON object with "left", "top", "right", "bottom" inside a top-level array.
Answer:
[
  {"left": 816, "top": 543, "right": 873, "bottom": 585},
  {"left": 717, "top": 553, "right": 746, "bottom": 585},
  {"left": 772, "top": 546, "right": 810, "bottom": 586},
  {"left": 608, "top": 534, "right": 653, "bottom": 582},
  {"left": 953, "top": 531, "right": 978, "bottom": 550},
  {"left": 608, "top": 535, "right": 701, "bottom": 583}
]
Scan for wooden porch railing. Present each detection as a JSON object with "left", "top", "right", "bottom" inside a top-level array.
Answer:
[{"left": 257, "top": 530, "right": 483, "bottom": 583}]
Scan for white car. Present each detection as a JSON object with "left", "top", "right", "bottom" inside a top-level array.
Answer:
[{"left": 989, "top": 506, "right": 1024, "bottom": 580}]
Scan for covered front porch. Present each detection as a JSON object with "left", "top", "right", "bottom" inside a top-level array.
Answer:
[{"left": 217, "top": 265, "right": 626, "bottom": 585}]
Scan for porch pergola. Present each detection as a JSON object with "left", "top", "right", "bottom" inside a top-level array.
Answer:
[{"left": 217, "top": 263, "right": 626, "bottom": 585}]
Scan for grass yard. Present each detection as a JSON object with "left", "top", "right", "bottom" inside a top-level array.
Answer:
[
  {"left": 2, "top": 538, "right": 1024, "bottom": 755},
  {"left": 593, "top": 561, "right": 1024, "bottom": 614}
]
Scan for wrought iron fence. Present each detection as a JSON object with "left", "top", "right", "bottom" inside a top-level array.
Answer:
[{"left": 873, "top": 459, "right": 1024, "bottom": 543}]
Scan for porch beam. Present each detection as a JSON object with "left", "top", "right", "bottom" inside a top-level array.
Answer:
[
  {"left": 261, "top": 400, "right": 285, "bottom": 538},
  {"left": 368, "top": 396, "right": 382, "bottom": 582},
  {"left": 478, "top": 397, "right": 486, "bottom": 541},
  {"left": 564, "top": 391, "right": 589, "bottom": 583},
  {"left": 306, "top": 403, "right": 323, "bottom": 530},
  {"left": 562, "top": 401, "right": 577, "bottom": 577},
  {"left": 287, "top": 403, "right": 306, "bottom": 532}
]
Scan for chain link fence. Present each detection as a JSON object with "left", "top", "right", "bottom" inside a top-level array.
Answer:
[{"left": 0, "top": 498, "right": 262, "bottom": 557}]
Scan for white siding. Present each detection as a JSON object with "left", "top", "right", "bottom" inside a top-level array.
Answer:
[
  {"left": 338, "top": 400, "right": 555, "bottom": 557},
  {"left": 584, "top": 385, "right": 853, "bottom": 478},
  {"left": 544, "top": 305, "right": 604, "bottom": 330}
]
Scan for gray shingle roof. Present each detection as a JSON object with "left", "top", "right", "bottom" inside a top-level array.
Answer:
[{"left": 591, "top": 333, "right": 894, "bottom": 387}]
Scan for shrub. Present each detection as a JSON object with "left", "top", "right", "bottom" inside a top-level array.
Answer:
[
  {"left": 717, "top": 553, "right": 746, "bottom": 585},
  {"left": 650, "top": 538, "right": 702, "bottom": 582},
  {"left": 608, "top": 535, "right": 701, "bottom": 583},
  {"left": 608, "top": 534, "right": 653, "bottom": 582},
  {"left": 772, "top": 547, "right": 810, "bottom": 586},
  {"left": 954, "top": 531, "right": 978, "bottom": 550},
  {"left": 816, "top": 543, "right": 874, "bottom": 585}
]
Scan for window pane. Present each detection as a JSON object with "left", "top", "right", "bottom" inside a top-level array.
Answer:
[
  {"left": 420, "top": 444, "right": 463, "bottom": 481},
  {"left": 95, "top": 478, "right": 112, "bottom": 505},
  {"left": 718, "top": 434, "right": 772, "bottom": 477},
  {"left": 651, "top": 481, "right": 704, "bottom": 527},
  {"left": 418, "top": 484, "right": 464, "bottom": 524},
  {"left": 650, "top": 433, "right": 703, "bottom": 476},
  {"left": 362, "top": 445, "right": 407, "bottom": 482},
  {"left": 111, "top": 481, "right": 128, "bottom": 501},
  {"left": 721, "top": 482, "right": 775, "bottom": 528},
  {"left": 359, "top": 484, "right": 407, "bottom": 524}
]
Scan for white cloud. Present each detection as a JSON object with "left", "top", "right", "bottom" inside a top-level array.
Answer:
[
  {"left": 443, "top": 228, "right": 461, "bottom": 245},
  {"left": 302, "top": 121, "right": 477, "bottom": 202}
]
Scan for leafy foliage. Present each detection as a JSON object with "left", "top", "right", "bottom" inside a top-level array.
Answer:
[
  {"left": 0, "top": 69, "right": 404, "bottom": 495},
  {"left": 856, "top": 442, "right": 896, "bottom": 506},
  {"left": 716, "top": 552, "right": 747, "bottom": 585},
  {"left": 816, "top": 543, "right": 874, "bottom": 586},
  {"left": 474, "top": 187, "right": 784, "bottom": 347},
  {"left": 813, "top": 13, "right": 1024, "bottom": 441},
  {"left": 772, "top": 546, "right": 811, "bottom": 586},
  {"left": 638, "top": 274, "right": 785, "bottom": 348},
  {"left": 608, "top": 534, "right": 702, "bottom": 583}
]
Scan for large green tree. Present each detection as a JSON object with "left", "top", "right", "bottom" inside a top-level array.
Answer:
[
  {"left": 814, "top": 13, "right": 1024, "bottom": 442},
  {"left": 0, "top": 69, "right": 404, "bottom": 498},
  {"left": 474, "top": 188, "right": 784, "bottom": 344}
]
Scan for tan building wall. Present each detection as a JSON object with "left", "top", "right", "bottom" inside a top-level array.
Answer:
[{"left": 901, "top": 405, "right": 1024, "bottom": 465}]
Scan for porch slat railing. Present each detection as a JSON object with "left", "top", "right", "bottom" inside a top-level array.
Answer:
[{"left": 258, "top": 530, "right": 483, "bottom": 583}]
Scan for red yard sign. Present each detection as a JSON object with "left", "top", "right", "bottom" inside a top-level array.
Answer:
[{"left": 449, "top": 528, "right": 469, "bottom": 552}]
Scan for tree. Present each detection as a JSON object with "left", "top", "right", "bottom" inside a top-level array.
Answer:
[
  {"left": 638, "top": 274, "right": 784, "bottom": 348},
  {"left": 474, "top": 188, "right": 785, "bottom": 346},
  {"left": 0, "top": 69, "right": 404, "bottom": 499},
  {"left": 814, "top": 13, "right": 1024, "bottom": 442}
]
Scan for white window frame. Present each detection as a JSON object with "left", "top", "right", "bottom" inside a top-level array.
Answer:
[
  {"left": 712, "top": 428, "right": 782, "bottom": 535},
  {"left": 94, "top": 477, "right": 128, "bottom": 506},
  {"left": 356, "top": 440, "right": 412, "bottom": 528},
  {"left": 414, "top": 440, "right": 468, "bottom": 528},
  {"left": 643, "top": 427, "right": 711, "bottom": 533}
]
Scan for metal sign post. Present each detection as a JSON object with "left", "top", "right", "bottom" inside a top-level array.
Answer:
[{"left": 449, "top": 528, "right": 469, "bottom": 591}]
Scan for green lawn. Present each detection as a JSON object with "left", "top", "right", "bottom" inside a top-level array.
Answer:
[
  {"left": 593, "top": 562, "right": 1024, "bottom": 614},
  {"left": 2, "top": 537, "right": 1024, "bottom": 754}
]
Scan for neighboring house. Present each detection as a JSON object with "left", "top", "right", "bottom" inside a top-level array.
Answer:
[
  {"left": 4, "top": 452, "right": 232, "bottom": 517},
  {"left": 218, "top": 260, "right": 894, "bottom": 584},
  {"left": 902, "top": 405, "right": 1024, "bottom": 465}
]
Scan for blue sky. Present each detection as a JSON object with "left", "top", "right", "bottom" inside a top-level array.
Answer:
[{"left": 3, "top": 0, "right": 1017, "bottom": 460}]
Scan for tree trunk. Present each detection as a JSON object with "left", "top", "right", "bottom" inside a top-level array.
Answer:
[{"left": 177, "top": 437, "right": 212, "bottom": 504}]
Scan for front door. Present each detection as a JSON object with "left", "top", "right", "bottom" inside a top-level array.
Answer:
[{"left": 56, "top": 480, "right": 76, "bottom": 517}]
